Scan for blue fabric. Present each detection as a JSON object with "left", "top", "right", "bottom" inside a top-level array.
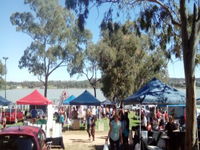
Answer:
[
  {"left": 63, "top": 95, "right": 76, "bottom": 105},
  {"left": 69, "top": 90, "right": 101, "bottom": 106},
  {"left": 110, "top": 120, "right": 121, "bottom": 141},
  {"left": 0, "top": 96, "right": 11, "bottom": 106},
  {"left": 125, "top": 77, "right": 186, "bottom": 105},
  {"left": 101, "top": 100, "right": 115, "bottom": 105}
]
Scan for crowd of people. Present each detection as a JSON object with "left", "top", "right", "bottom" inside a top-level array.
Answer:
[
  {"left": 139, "top": 107, "right": 182, "bottom": 134},
  {"left": 49, "top": 105, "right": 185, "bottom": 150},
  {"left": 133, "top": 107, "right": 183, "bottom": 150},
  {"left": 0, "top": 104, "right": 185, "bottom": 150}
]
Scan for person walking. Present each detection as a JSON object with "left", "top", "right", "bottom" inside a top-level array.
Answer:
[
  {"left": 121, "top": 112, "right": 130, "bottom": 150},
  {"left": 165, "top": 115, "right": 178, "bottom": 150},
  {"left": 106, "top": 113, "right": 123, "bottom": 150},
  {"left": 86, "top": 111, "right": 96, "bottom": 141}
]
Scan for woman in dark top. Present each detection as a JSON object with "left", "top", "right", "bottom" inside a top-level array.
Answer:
[
  {"left": 165, "top": 115, "right": 178, "bottom": 150},
  {"left": 165, "top": 116, "right": 177, "bottom": 137},
  {"left": 121, "top": 112, "right": 129, "bottom": 150}
]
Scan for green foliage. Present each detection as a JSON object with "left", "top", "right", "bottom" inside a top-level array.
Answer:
[
  {"left": 10, "top": 0, "right": 89, "bottom": 96},
  {"left": 134, "top": 2, "right": 182, "bottom": 59},
  {"left": 5, "top": 80, "right": 94, "bottom": 89},
  {"left": 97, "top": 21, "right": 168, "bottom": 102},
  {"left": 0, "top": 60, "right": 4, "bottom": 75},
  {"left": 68, "top": 37, "right": 100, "bottom": 97}
]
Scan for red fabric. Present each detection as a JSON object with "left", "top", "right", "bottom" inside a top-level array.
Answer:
[{"left": 16, "top": 90, "right": 52, "bottom": 105}]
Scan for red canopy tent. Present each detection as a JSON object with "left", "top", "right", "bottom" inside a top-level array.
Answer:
[{"left": 16, "top": 89, "right": 52, "bottom": 105}]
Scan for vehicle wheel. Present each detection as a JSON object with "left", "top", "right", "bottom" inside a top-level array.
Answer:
[{"left": 15, "top": 118, "right": 18, "bottom": 124}]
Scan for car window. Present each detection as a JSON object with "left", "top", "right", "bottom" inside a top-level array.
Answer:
[{"left": 0, "top": 135, "right": 37, "bottom": 150}]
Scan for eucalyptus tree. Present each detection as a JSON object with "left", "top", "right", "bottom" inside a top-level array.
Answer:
[
  {"left": 66, "top": 1, "right": 200, "bottom": 149},
  {"left": 10, "top": 0, "right": 89, "bottom": 97},
  {"left": 68, "top": 42, "right": 100, "bottom": 97},
  {"left": 97, "top": 22, "right": 168, "bottom": 102}
]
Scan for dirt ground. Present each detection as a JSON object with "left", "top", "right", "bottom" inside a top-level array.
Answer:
[{"left": 52, "top": 130, "right": 108, "bottom": 150}]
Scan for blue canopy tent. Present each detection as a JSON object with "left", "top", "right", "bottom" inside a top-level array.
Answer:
[
  {"left": 69, "top": 90, "right": 101, "bottom": 106},
  {"left": 124, "top": 77, "right": 186, "bottom": 147},
  {"left": 101, "top": 99, "right": 115, "bottom": 105},
  {"left": 63, "top": 95, "right": 76, "bottom": 105},
  {"left": 124, "top": 77, "right": 185, "bottom": 105},
  {"left": 0, "top": 96, "right": 11, "bottom": 106},
  {"left": 196, "top": 98, "right": 200, "bottom": 105}
]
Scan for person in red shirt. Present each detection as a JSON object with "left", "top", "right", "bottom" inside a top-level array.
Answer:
[{"left": 156, "top": 109, "right": 161, "bottom": 119}]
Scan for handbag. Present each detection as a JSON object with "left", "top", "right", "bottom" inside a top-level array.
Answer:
[{"left": 103, "top": 141, "right": 109, "bottom": 150}]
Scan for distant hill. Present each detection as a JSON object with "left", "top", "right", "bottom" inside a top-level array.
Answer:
[
  {"left": 168, "top": 78, "right": 200, "bottom": 88},
  {"left": 3, "top": 78, "right": 200, "bottom": 90},
  {"left": 5, "top": 80, "right": 94, "bottom": 90}
]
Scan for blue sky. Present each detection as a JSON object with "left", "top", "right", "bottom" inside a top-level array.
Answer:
[{"left": 0, "top": 0, "right": 198, "bottom": 82}]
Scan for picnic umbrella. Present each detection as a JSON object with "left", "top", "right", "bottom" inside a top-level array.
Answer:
[{"left": 124, "top": 77, "right": 186, "bottom": 147}]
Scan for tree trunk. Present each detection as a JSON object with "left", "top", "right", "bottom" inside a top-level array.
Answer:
[
  {"left": 44, "top": 76, "right": 48, "bottom": 97},
  {"left": 180, "top": 1, "right": 198, "bottom": 149},
  {"left": 184, "top": 71, "right": 198, "bottom": 150},
  {"left": 93, "top": 87, "right": 97, "bottom": 98},
  {"left": 183, "top": 38, "right": 198, "bottom": 150}
]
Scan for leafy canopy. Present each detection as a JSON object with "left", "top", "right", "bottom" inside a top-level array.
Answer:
[
  {"left": 97, "top": 21, "right": 168, "bottom": 101},
  {"left": 10, "top": 0, "right": 91, "bottom": 96}
]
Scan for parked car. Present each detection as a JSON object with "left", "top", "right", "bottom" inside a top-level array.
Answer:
[
  {"left": 3, "top": 109, "right": 24, "bottom": 123},
  {"left": 30, "top": 109, "right": 45, "bottom": 118},
  {"left": 0, "top": 126, "right": 49, "bottom": 150}
]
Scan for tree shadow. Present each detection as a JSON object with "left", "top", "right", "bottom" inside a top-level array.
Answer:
[
  {"left": 96, "top": 135, "right": 107, "bottom": 140},
  {"left": 69, "top": 138, "right": 91, "bottom": 143},
  {"left": 93, "top": 145, "right": 104, "bottom": 150}
]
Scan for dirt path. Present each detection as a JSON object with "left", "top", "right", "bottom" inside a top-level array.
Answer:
[{"left": 52, "top": 130, "right": 108, "bottom": 150}]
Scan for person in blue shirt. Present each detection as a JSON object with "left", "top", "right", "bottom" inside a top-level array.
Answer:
[
  {"left": 106, "top": 113, "right": 123, "bottom": 150},
  {"left": 59, "top": 113, "right": 65, "bottom": 128},
  {"left": 31, "top": 109, "right": 37, "bottom": 118}
]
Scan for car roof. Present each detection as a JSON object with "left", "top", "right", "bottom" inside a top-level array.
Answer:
[{"left": 0, "top": 126, "right": 40, "bottom": 137}]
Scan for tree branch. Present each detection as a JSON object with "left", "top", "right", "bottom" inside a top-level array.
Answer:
[
  {"left": 127, "top": 0, "right": 181, "bottom": 27},
  {"left": 98, "top": 0, "right": 120, "bottom": 3},
  {"left": 48, "top": 60, "right": 65, "bottom": 76},
  {"left": 189, "top": 4, "right": 197, "bottom": 48},
  {"left": 180, "top": 0, "right": 189, "bottom": 45},
  {"left": 147, "top": 0, "right": 181, "bottom": 27},
  {"left": 37, "top": 75, "right": 44, "bottom": 85}
]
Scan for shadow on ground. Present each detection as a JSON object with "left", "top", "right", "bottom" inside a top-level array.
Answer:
[
  {"left": 93, "top": 145, "right": 104, "bottom": 150},
  {"left": 96, "top": 136, "right": 107, "bottom": 140},
  {"left": 69, "top": 138, "right": 91, "bottom": 143}
]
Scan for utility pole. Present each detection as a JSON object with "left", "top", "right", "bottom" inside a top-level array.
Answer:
[{"left": 3, "top": 57, "right": 8, "bottom": 99}]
